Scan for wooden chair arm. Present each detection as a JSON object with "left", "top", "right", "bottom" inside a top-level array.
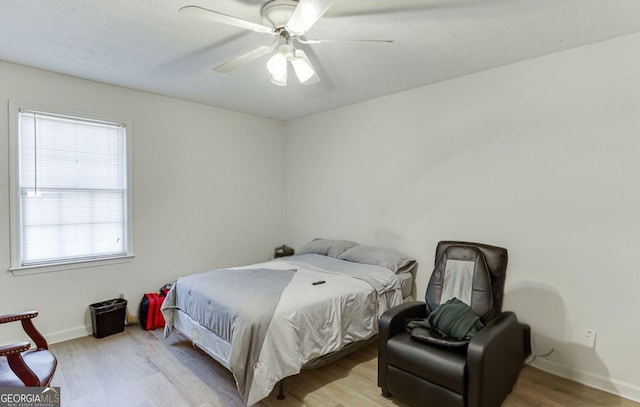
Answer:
[
  {"left": 5, "top": 352, "right": 41, "bottom": 386},
  {"left": 0, "top": 311, "right": 38, "bottom": 324},
  {"left": 0, "top": 311, "right": 54, "bottom": 387},
  {"left": 0, "top": 341, "right": 31, "bottom": 357},
  {"left": 0, "top": 311, "right": 48, "bottom": 350}
]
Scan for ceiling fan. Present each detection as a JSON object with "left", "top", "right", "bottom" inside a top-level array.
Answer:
[{"left": 179, "top": 0, "right": 393, "bottom": 86}]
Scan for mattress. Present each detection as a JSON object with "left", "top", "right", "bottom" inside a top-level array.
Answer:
[
  {"left": 162, "top": 253, "right": 408, "bottom": 405},
  {"left": 397, "top": 269, "right": 415, "bottom": 299},
  {"left": 170, "top": 269, "right": 416, "bottom": 372}
]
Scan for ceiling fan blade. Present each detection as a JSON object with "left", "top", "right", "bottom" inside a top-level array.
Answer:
[
  {"left": 285, "top": 0, "right": 335, "bottom": 35},
  {"left": 213, "top": 44, "right": 276, "bottom": 73},
  {"left": 179, "top": 5, "right": 275, "bottom": 34},
  {"left": 298, "top": 38, "right": 393, "bottom": 44}
]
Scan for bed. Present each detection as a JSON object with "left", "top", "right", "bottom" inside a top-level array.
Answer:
[{"left": 161, "top": 239, "right": 417, "bottom": 405}]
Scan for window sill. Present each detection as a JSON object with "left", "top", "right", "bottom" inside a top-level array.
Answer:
[{"left": 9, "top": 254, "right": 135, "bottom": 276}]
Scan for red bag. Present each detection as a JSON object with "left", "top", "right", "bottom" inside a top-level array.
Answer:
[
  {"left": 160, "top": 283, "right": 172, "bottom": 297},
  {"left": 139, "top": 293, "right": 166, "bottom": 330}
]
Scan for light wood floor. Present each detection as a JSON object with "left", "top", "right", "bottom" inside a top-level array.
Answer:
[{"left": 49, "top": 325, "right": 638, "bottom": 407}]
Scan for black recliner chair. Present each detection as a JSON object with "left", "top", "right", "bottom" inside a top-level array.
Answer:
[{"left": 378, "top": 241, "right": 530, "bottom": 407}]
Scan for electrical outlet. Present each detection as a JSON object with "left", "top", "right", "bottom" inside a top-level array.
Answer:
[{"left": 585, "top": 329, "right": 597, "bottom": 348}]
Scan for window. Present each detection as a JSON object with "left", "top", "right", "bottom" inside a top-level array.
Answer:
[{"left": 9, "top": 102, "right": 133, "bottom": 272}]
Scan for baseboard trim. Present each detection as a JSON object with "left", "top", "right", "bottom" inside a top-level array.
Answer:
[
  {"left": 530, "top": 358, "right": 640, "bottom": 403},
  {"left": 47, "top": 325, "right": 92, "bottom": 344}
]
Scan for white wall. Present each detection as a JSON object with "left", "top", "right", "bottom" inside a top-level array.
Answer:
[
  {"left": 284, "top": 33, "right": 640, "bottom": 401},
  {"left": 0, "top": 62, "right": 286, "bottom": 343}
]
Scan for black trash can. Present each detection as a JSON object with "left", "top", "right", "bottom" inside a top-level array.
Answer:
[{"left": 89, "top": 298, "right": 127, "bottom": 338}]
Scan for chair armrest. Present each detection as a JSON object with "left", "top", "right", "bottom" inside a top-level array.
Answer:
[
  {"left": 379, "top": 301, "right": 426, "bottom": 341},
  {"left": 0, "top": 311, "right": 38, "bottom": 324},
  {"left": 4, "top": 352, "right": 41, "bottom": 386},
  {"left": 466, "top": 312, "right": 527, "bottom": 407},
  {"left": 378, "top": 301, "right": 426, "bottom": 390},
  {"left": 0, "top": 311, "right": 48, "bottom": 350},
  {"left": 0, "top": 341, "right": 41, "bottom": 386},
  {"left": 0, "top": 341, "right": 31, "bottom": 357}
]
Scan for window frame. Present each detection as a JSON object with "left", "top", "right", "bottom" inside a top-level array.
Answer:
[{"left": 8, "top": 101, "right": 134, "bottom": 275}]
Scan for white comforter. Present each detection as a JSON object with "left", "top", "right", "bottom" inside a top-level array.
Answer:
[{"left": 162, "top": 254, "right": 403, "bottom": 405}]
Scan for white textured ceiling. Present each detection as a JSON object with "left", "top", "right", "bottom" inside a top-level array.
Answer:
[{"left": 1, "top": 0, "right": 639, "bottom": 121}]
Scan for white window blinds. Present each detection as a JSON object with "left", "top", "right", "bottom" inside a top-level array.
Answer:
[{"left": 16, "top": 109, "right": 129, "bottom": 267}]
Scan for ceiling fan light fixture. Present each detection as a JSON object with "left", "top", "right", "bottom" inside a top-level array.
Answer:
[
  {"left": 267, "top": 51, "right": 288, "bottom": 86},
  {"left": 291, "top": 49, "right": 316, "bottom": 83}
]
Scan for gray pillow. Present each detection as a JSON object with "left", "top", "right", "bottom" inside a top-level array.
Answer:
[
  {"left": 338, "top": 245, "right": 416, "bottom": 273},
  {"left": 298, "top": 238, "right": 359, "bottom": 258}
]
